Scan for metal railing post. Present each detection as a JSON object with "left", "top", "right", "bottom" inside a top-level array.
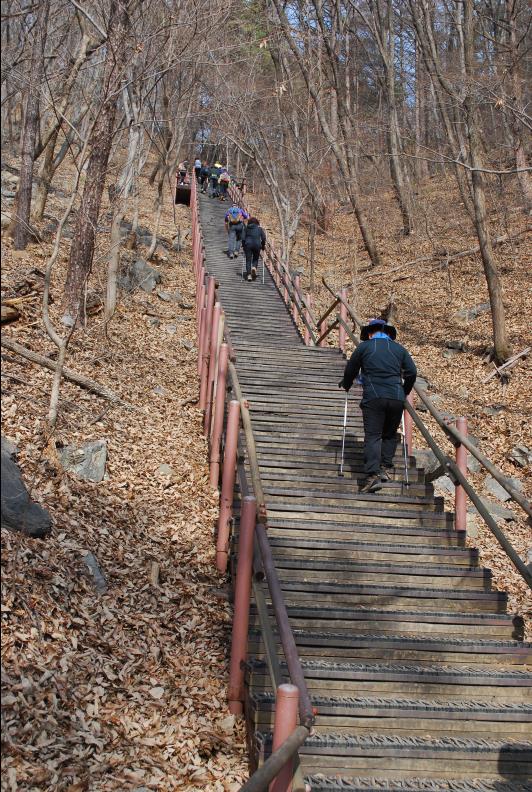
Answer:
[
  {"left": 199, "top": 277, "right": 216, "bottom": 410},
  {"left": 196, "top": 271, "right": 205, "bottom": 335},
  {"left": 209, "top": 343, "right": 229, "bottom": 488},
  {"left": 318, "top": 320, "right": 326, "bottom": 348},
  {"left": 455, "top": 416, "right": 468, "bottom": 532},
  {"left": 199, "top": 315, "right": 210, "bottom": 408},
  {"left": 339, "top": 288, "right": 348, "bottom": 352},
  {"left": 197, "top": 278, "right": 206, "bottom": 341},
  {"left": 404, "top": 392, "right": 414, "bottom": 456},
  {"left": 293, "top": 275, "right": 300, "bottom": 323},
  {"left": 197, "top": 306, "right": 207, "bottom": 377},
  {"left": 269, "top": 684, "right": 300, "bottom": 792},
  {"left": 303, "top": 294, "right": 311, "bottom": 345},
  {"left": 216, "top": 400, "right": 240, "bottom": 572},
  {"left": 227, "top": 495, "right": 256, "bottom": 714},
  {"left": 204, "top": 302, "right": 222, "bottom": 434}
]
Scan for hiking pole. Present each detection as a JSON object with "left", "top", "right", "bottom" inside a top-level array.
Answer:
[
  {"left": 338, "top": 392, "right": 349, "bottom": 477},
  {"left": 401, "top": 413, "right": 409, "bottom": 488}
]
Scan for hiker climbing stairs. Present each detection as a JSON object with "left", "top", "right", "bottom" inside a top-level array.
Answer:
[{"left": 197, "top": 191, "right": 532, "bottom": 790}]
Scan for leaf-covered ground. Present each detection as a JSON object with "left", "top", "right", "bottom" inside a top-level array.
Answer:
[{"left": 1, "top": 167, "right": 248, "bottom": 790}]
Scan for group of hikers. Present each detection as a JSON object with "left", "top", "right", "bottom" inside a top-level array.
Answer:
[
  {"left": 224, "top": 204, "right": 266, "bottom": 282},
  {"left": 177, "top": 159, "right": 234, "bottom": 200},
  {"left": 181, "top": 155, "right": 417, "bottom": 490},
  {"left": 219, "top": 195, "right": 417, "bottom": 484}
]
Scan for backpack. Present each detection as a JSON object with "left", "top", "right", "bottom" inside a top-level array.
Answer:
[
  {"left": 219, "top": 171, "right": 230, "bottom": 183},
  {"left": 228, "top": 207, "right": 242, "bottom": 224}
]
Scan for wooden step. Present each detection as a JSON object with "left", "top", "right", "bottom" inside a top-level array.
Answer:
[
  {"left": 272, "top": 557, "right": 491, "bottom": 589},
  {"left": 303, "top": 775, "right": 532, "bottom": 791},
  {"left": 249, "top": 604, "right": 522, "bottom": 640},
  {"left": 250, "top": 691, "right": 532, "bottom": 737},
  {"left": 266, "top": 519, "right": 464, "bottom": 547},
  {"left": 246, "top": 659, "right": 532, "bottom": 701},
  {"left": 248, "top": 630, "right": 531, "bottom": 665},
  {"left": 254, "top": 733, "right": 532, "bottom": 780},
  {"left": 267, "top": 535, "right": 478, "bottom": 565}
]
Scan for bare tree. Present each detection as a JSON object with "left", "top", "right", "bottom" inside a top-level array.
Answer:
[
  {"left": 9, "top": 0, "right": 50, "bottom": 249},
  {"left": 463, "top": 0, "right": 511, "bottom": 361},
  {"left": 62, "top": 0, "right": 132, "bottom": 326}
]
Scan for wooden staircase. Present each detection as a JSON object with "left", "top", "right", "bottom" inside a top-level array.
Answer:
[{"left": 199, "top": 194, "right": 532, "bottom": 790}]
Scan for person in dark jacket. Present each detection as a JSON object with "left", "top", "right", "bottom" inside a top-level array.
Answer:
[
  {"left": 241, "top": 217, "right": 266, "bottom": 281},
  {"left": 339, "top": 318, "right": 417, "bottom": 493},
  {"left": 209, "top": 164, "right": 222, "bottom": 197},
  {"left": 199, "top": 163, "right": 210, "bottom": 193}
]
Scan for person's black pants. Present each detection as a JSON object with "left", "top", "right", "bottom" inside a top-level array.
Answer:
[
  {"left": 361, "top": 397, "right": 404, "bottom": 475},
  {"left": 244, "top": 247, "right": 260, "bottom": 276}
]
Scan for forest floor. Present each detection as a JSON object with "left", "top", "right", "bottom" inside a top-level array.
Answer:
[
  {"left": 1, "top": 163, "right": 248, "bottom": 790},
  {"left": 246, "top": 174, "right": 531, "bottom": 626}
]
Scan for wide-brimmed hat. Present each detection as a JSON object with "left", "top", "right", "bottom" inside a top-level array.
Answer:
[{"left": 360, "top": 318, "right": 397, "bottom": 341}]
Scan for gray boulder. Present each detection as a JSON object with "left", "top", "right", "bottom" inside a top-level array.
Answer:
[
  {"left": 119, "top": 259, "right": 161, "bottom": 293},
  {"left": 1, "top": 437, "right": 52, "bottom": 538},
  {"left": 446, "top": 340, "right": 466, "bottom": 351},
  {"left": 57, "top": 440, "right": 107, "bottom": 483},
  {"left": 454, "top": 303, "right": 490, "bottom": 323},
  {"left": 477, "top": 497, "right": 515, "bottom": 522},
  {"left": 482, "top": 404, "right": 505, "bottom": 417},
  {"left": 413, "top": 448, "right": 444, "bottom": 481},
  {"left": 157, "top": 289, "right": 184, "bottom": 304},
  {"left": 508, "top": 444, "right": 532, "bottom": 469},
  {"left": 157, "top": 463, "right": 174, "bottom": 477},
  {"left": 433, "top": 475, "right": 455, "bottom": 496},
  {"left": 467, "top": 453, "right": 482, "bottom": 474},
  {"left": 443, "top": 348, "right": 460, "bottom": 360},
  {"left": 484, "top": 474, "right": 523, "bottom": 503},
  {"left": 1, "top": 171, "right": 18, "bottom": 186}
]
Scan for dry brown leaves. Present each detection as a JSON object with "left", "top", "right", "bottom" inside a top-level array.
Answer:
[{"left": 1, "top": 164, "right": 248, "bottom": 789}]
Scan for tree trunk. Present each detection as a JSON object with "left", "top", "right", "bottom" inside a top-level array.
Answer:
[
  {"left": 382, "top": 0, "right": 414, "bottom": 234},
  {"left": 9, "top": 0, "right": 50, "bottom": 249},
  {"left": 62, "top": 1, "right": 130, "bottom": 326},
  {"left": 463, "top": 0, "right": 511, "bottom": 362},
  {"left": 105, "top": 201, "right": 126, "bottom": 323},
  {"left": 33, "top": 128, "right": 59, "bottom": 221},
  {"left": 414, "top": 39, "right": 429, "bottom": 181},
  {"left": 507, "top": 0, "right": 532, "bottom": 214}
]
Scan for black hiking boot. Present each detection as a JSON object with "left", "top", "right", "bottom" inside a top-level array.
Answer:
[
  {"left": 360, "top": 475, "right": 383, "bottom": 494},
  {"left": 380, "top": 466, "right": 393, "bottom": 482}
]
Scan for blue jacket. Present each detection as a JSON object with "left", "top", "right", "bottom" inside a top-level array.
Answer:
[{"left": 342, "top": 336, "right": 417, "bottom": 404}]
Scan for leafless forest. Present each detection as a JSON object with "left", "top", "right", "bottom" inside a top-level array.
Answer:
[{"left": 2, "top": 0, "right": 530, "bottom": 362}]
